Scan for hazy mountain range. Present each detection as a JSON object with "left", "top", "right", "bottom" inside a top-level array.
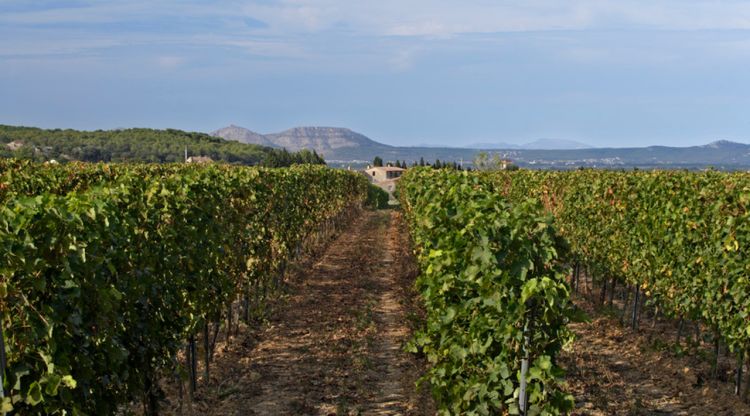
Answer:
[
  {"left": 212, "top": 125, "right": 590, "bottom": 152},
  {"left": 212, "top": 125, "right": 383, "bottom": 155},
  {"left": 467, "top": 139, "right": 592, "bottom": 150},
  {"left": 211, "top": 125, "right": 750, "bottom": 169}
]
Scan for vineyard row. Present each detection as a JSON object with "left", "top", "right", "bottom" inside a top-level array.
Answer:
[
  {"left": 490, "top": 169, "right": 750, "bottom": 357},
  {"left": 400, "top": 167, "right": 750, "bottom": 414},
  {"left": 399, "top": 168, "right": 576, "bottom": 415},
  {"left": 0, "top": 162, "right": 369, "bottom": 415}
]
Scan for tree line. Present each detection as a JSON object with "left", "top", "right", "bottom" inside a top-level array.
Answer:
[
  {"left": 371, "top": 155, "right": 465, "bottom": 170},
  {"left": 0, "top": 125, "right": 325, "bottom": 167},
  {"left": 371, "top": 153, "right": 518, "bottom": 171}
]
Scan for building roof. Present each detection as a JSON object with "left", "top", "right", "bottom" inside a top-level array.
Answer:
[
  {"left": 5, "top": 140, "right": 23, "bottom": 151},
  {"left": 365, "top": 166, "right": 405, "bottom": 172},
  {"left": 186, "top": 156, "right": 214, "bottom": 163}
]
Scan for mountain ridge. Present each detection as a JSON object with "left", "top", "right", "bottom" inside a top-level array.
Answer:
[
  {"left": 211, "top": 125, "right": 274, "bottom": 147},
  {"left": 211, "top": 125, "right": 392, "bottom": 155},
  {"left": 468, "top": 138, "right": 592, "bottom": 150},
  {"left": 210, "top": 124, "right": 750, "bottom": 168}
]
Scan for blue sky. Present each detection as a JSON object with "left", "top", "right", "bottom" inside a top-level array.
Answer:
[{"left": 1, "top": 0, "right": 750, "bottom": 147}]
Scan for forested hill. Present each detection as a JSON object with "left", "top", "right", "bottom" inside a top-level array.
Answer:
[{"left": 0, "top": 125, "right": 325, "bottom": 166}]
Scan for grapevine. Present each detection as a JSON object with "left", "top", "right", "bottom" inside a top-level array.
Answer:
[{"left": 0, "top": 161, "right": 368, "bottom": 414}]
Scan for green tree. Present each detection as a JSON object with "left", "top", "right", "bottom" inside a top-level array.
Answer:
[
  {"left": 0, "top": 125, "right": 324, "bottom": 166},
  {"left": 373, "top": 156, "right": 383, "bottom": 167},
  {"left": 473, "top": 151, "right": 512, "bottom": 171}
]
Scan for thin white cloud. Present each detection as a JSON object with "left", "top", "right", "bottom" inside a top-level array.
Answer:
[
  {"left": 558, "top": 45, "right": 683, "bottom": 66},
  {"left": 0, "top": 35, "right": 124, "bottom": 56},
  {"left": 3, "top": 0, "right": 750, "bottom": 74},
  {"left": 238, "top": 0, "right": 750, "bottom": 36},
  {"left": 194, "top": 36, "right": 309, "bottom": 58},
  {"left": 3, "top": 0, "right": 750, "bottom": 34},
  {"left": 156, "top": 55, "right": 185, "bottom": 69},
  {"left": 0, "top": 2, "right": 143, "bottom": 24},
  {"left": 388, "top": 48, "right": 418, "bottom": 71}
]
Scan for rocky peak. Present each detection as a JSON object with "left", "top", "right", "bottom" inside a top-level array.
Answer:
[{"left": 211, "top": 125, "right": 273, "bottom": 146}]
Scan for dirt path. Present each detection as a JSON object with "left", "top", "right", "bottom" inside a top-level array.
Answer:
[
  {"left": 145, "top": 209, "right": 750, "bottom": 416},
  {"left": 138, "top": 208, "right": 750, "bottom": 415},
  {"left": 561, "top": 292, "right": 750, "bottom": 415},
  {"left": 169, "top": 210, "right": 432, "bottom": 416}
]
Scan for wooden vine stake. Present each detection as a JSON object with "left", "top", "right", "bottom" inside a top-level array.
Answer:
[
  {"left": 519, "top": 324, "right": 530, "bottom": 416},
  {"left": 631, "top": 285, "right": 640, "bottom": 331},
  {"left": 619, "top": 286, "right": 631, "bottom": 325},
  {"left": 0, "top": 368, "right": 4, "bottom": 416},
  {"left": 210, "top": 321, "right": 220, "bottom": 361},
  {"left": 189, "top": 335, "right": 197, "bottom": 397},
  {"left": 243, "top": 283, "right": 250, "bottom": 324},
  {"left": 226, "top": 303, "right": 233, "bottom": 342},
  {"left": 712, "top": 333, "right": 721, "bottom": 379},
  {"left": 203, "top": 321, "right": 210, "bottom": 385},
  {"left": 584, "top": 265, "right": 591, "bottom": 296},
  {"left": 234, "top": 301, "right": 241, "bottom": 336},
  {"left": 734, "top": 351, "right": 745, "bottom": 396},
  {"left": 0, "top": 326, "right": 6, "bottom": 416},
  {"left": 251, "top": 279, "right": 260, "bottom": 321},
  {"left": 175, "top": 359, "right": 184, "bottom": 416},
  {"left": 143, "top": 376, "right": 157, "bottom": 416}
]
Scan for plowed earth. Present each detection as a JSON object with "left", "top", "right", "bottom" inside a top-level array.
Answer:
[
  {"left": 142, "top": 210, "right": 750, "bottom": 416},
  {"left": 562, "top": 283, "right": 750, "bottom": 416},
  {"left": 152, "top": 210, "right": 433, "bottom": 415}
]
